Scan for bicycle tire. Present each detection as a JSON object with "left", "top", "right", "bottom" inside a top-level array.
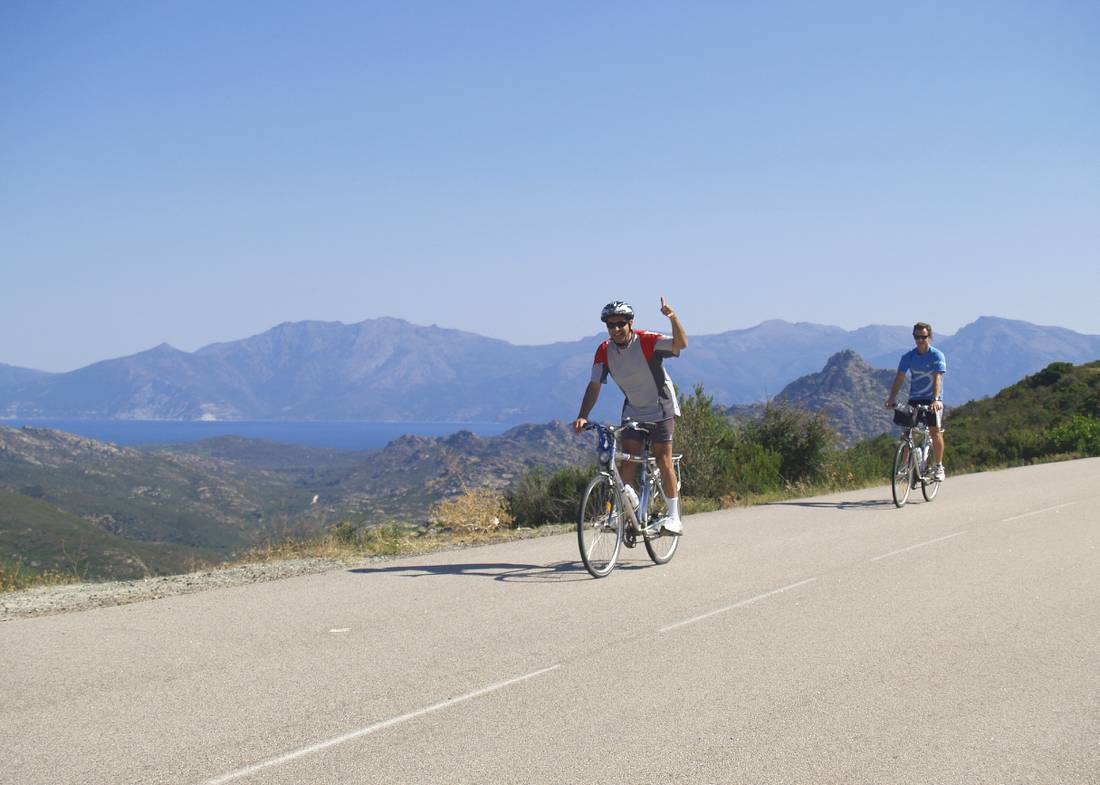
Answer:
[
  {"left": 920, "top": 441, "right": 940, "bottom": 502},
  {"left": 643, "top": 475, "right": 679, "bottom": 565},
  {"left": 577, "top": 474, "right": 623, "bottom": 578},
  {"left": 891, "top": 439, "right": 913, "bottom": 508}
]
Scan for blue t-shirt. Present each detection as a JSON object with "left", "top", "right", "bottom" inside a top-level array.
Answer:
[{"left": 898, "top": 346, "right": 947, "bottom": 400}]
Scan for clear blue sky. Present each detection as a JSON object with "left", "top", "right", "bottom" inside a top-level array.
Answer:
[{"left": 3, "top": 1, "right": 1098, "bottom": 372}]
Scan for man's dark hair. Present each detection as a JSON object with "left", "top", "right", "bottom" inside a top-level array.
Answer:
[{"left": 913, "top": 321, "right": 933, "bottom": 337}]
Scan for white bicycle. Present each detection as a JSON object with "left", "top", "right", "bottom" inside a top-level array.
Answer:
[
  {"left": 577, "top": 422, "right": 682, "bottom": 578},
  {"left": 890, "top": 403, "right": 941, "bottom": 507}
]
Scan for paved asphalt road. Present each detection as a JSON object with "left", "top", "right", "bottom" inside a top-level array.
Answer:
[{"left": 3, "top": 458, "right": 1098, "bottom": 785}]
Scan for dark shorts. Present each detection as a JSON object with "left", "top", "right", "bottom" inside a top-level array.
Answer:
[
  {"left": 622, "top": 417, "right": 675, "bottom": 444},
  {"left": 908, "top": 399, "right": 944, "bottom": 429}
]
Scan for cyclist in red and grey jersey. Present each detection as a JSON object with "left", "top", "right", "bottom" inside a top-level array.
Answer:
[{"left": 573, "top": 297, "right": 688, "bottom": 534}]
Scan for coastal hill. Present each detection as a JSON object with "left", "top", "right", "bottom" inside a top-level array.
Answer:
[
  {"left": 5, "top": 355, "right": 1099, "bottom": 583},
  {"left": 2, "top": 316, "right": 1098, "bottom": 421},
  {"left": 0, "top": 420, "right": 589, "bottom": 580}
]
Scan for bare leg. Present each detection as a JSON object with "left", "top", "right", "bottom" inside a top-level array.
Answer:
[
  {"left": 618, "top": 438, "right": 643, "bottom": 487},
  {"left": 652, "top": 441, "right": 678, "bottom": 498}
]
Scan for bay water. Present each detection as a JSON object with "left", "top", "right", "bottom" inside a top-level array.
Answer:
[{"left": 0, "top": 419, "right": 515, "bottom": 451}]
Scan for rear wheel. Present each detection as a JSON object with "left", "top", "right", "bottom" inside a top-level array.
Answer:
[
  {"left": 891, "top": 439, "right": 913, "bottom": 508},
  {"left": 643, "top": 476, "right": 679, "bottom": 565},
  {"left": 577, "top": 475, "right": 622, "bottom": 578}
]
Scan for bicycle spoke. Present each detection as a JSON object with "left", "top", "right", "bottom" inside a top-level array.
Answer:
[{"left": 577, "top": 475, "right": 622, "bottom": 577}]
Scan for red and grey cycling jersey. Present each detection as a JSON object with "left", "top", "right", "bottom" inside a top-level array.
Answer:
[{"left": 590, "top": 330, "right": 681, "bottom": 422}]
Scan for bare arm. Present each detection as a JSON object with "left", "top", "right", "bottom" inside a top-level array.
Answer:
[
  {"left": 931, "top": 372, "right": 944, "bottom": 410},
  {"left": 572, "top": 382, "right": 602, "bottom": 433},
  {"left": 660, "top": 296, "right": 688, "bottom": 351},
  {"left": 885, "top": 370, "right": 907, "bottom": 408}
]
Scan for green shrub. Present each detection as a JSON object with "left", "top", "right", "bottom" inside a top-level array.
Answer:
[
  {"left": 331, "top": 520, "right": 360, "bottom": 544},
  {"left": 506, "top": 464, "right": 593, "bottom": 526},
  {"left": 826, "top": 434, "right": 894, "bottom": 486},
  {"left": 676, "top": 384, "right": 739, "bottom": 498},
  {"left": 728, "top": 441, "right": 783, "bottom": 495},
  {"left": 742, "top": 401, "right": 837, "bottom": 484},
  {"left": 1043, "top": 415, "right": 1100, "bottom": 456},
  {"left": 361, "top": 522, "right": 415, "bottom": 556}
]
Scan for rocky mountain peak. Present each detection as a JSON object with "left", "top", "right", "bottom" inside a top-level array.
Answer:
[{"left": 748, "top": 351, "right": 900, "bottom": 446}]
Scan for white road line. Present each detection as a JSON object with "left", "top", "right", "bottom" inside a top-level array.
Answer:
[
  {"left": 200, "top": 664, "right": 561, "bottom": 785},
  {"left": 1001, "top": 502, "right": 1077, "bottom": 523},
  {"left": 869, "top": 531, "right": 967, "bottom": 562},
  {"left": 659, "top": 577, "right": 818, "bottom": 633}
]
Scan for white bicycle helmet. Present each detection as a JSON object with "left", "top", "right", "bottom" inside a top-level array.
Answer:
[{"left": 600, "top": 301, "right": 635, "bottom": 322}]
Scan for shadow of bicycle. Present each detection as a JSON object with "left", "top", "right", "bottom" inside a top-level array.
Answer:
[
  {"left": 767, "top": 499, "right": 897, "bottom": 511},
  {"left": 347, "top": 554, "right": 665, "bottom": 582},
  {"left": 348, "top": 560, "right": 594, "bottom": 583}
]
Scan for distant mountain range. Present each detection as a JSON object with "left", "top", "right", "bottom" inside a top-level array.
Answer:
[{"left": 2, "top": 316, "right": 1098, "bottom": 421}]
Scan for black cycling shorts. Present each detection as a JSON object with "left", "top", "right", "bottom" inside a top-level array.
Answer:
[
  {"left": 908, "top": 399, "right": 944, "bottom": 429},
  {"left": 622, "top": 417, "right": 675, "bottom": 444}
]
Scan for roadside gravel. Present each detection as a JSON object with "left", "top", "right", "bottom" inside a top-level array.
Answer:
[
  {"left": 1, "top": 525, "right": 574, "bottom": 622},
  {"left": 1, "top": 558, "right": 349, "bottom": 621}
]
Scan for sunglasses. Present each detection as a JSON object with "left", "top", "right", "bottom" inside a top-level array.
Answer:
[
  {"left": 606, "top": 320, "right": 631, "bottom": 330},
  {"left": 913, "top": 334, "right": 930, "bottom": 340}
]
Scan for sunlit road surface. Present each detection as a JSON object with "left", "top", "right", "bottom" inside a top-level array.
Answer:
[{"left": 4, "top": 458, "right": 1098, "bottom": 785}]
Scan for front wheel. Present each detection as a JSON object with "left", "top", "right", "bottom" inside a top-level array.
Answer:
[
  {"left": 917, "top": 439, "right": 940, "bottom": 501},
  {"left": 643, "top": 477, "right": 679, "bottom": 565},
  {"left": 921, "top": 475, "right": 940, "bottom": 501},
  {"left": 578, "top": 475, "right": 623, "bottom": 578},
  {"left": 891, "top": 440, "right": 913, "bottom": 508}
]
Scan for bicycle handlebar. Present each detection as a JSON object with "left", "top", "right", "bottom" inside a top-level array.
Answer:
[{"left": 583, "top": 420, "right": 657, "bottom": 435}]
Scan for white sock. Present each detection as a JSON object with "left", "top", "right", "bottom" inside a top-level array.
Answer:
[{"left": 667, "top": 497, "right": 680, "bottom": 521}]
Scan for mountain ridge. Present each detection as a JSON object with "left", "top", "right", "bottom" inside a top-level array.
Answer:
[{"left": 3, "top": 316, "right": 1098, "bottom": 421}]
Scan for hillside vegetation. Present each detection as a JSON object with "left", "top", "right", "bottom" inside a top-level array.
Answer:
[
  {"left": 0, "top": 490, "right": 210, "bottom": 588},
  {"left": 3, "top": 360, "right": 1097, "bottom": 591},
  {"left": 509, "top": 359, "right": 1100, "bottom": 521},
  {"left": 0, "top": 422, "right": 588, "bottom": 588},
  {"left": 944, "top": 360, "right": 1100, "bottom": 468}
]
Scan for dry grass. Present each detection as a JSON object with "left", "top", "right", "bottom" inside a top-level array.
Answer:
[
  {"left": 429, "top": 488, "right": 513, "bottom": 534},
  {"left": 1, "top": 562, "right": 80, "bottom": 593},
  {"left": 234, "top": 508, "right": 557, "bottom": 569}
]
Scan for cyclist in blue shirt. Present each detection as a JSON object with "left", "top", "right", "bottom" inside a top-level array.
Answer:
[{"left": 886, "top": 321, "right": 947, "bottom": 480}]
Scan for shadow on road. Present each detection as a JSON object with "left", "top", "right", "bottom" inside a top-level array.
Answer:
[
  {"left": 348, "top": 560, "right": 591, "bottom": 583},
  {"left": 767, "top": 499, "right": 896, "bottom": 510}
]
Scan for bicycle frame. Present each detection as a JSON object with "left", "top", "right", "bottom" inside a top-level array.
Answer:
[
  {"left": 891, "top": 404, "right": 940, "bottom": 507},
  {"left": 594, "top": 422, "right": 679, "bottom": 531},
  {"left": 577, "top": 421, "right": 682, "bottom": 577},
  {"left": 606, "top": 436, "right": 651, "bottom": 532}
]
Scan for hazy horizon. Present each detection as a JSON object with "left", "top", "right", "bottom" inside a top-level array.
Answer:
[{"left": 4, "top": 312, "right": 1094, "bottom": 375}]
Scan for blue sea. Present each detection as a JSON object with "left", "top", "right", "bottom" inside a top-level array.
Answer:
[{"left": 0, "top": 419, "right": 515, "bottom": 451}]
